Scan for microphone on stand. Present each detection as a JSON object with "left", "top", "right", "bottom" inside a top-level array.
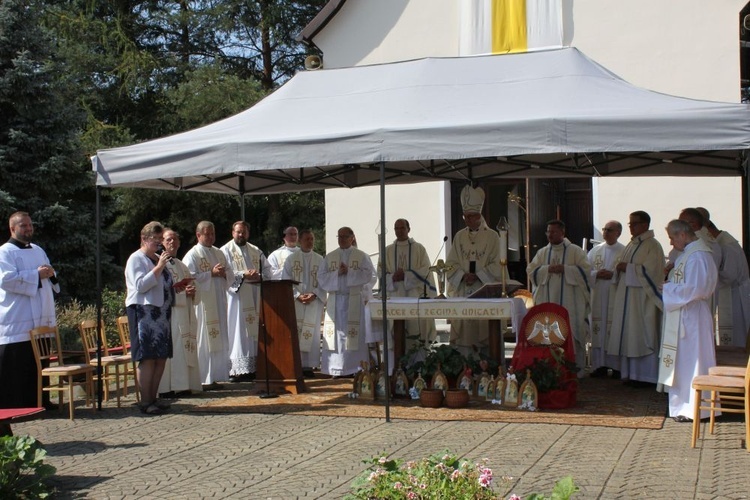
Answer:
[{"left": 424, "top": 236, "right": 449, "bottom": 298}]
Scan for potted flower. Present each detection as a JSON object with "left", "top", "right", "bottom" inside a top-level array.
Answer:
[
  {"left": 515, "top": 346, "right": 579, "bottom": 409},
  {"left": 401, "top": 340, "right": 468, "bottom": 385}
]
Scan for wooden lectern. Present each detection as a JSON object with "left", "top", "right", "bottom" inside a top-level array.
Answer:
[{"left": 256, "top": 279, "right": 306, "bottom": 394}]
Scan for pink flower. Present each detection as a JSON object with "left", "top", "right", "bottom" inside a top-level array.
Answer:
[
  {"left": 419, "top": 483, "right": 427, "bottom": 490},
  {"left": 393, "top": 482, "right": 403, "bottom": 490},
  {"left": 508, "top": 495, "right": 522, "bottom": 500},
  {"left": 407, "top": 492, "right": 417, "bottom": 500},
  {"left": 479, "top": 473, "right": 493, "bottom": 488},
  {"left": 378, "top": 457, "right": 387, "bottom": 464},
  {"left": 450, "top": 470, "right": 462, "bottom": 481}
]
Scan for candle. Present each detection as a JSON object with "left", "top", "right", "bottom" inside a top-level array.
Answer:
[
  {"left": 499, "top": 230, "right": 508, "bottom": 262},
  {"left": 496, "top": 216, "right": 509, "bottom": 262}
]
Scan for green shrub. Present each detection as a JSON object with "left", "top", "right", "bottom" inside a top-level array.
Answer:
[
  {"left": 0, "top": 435, "right": 56, "bottom": 499},
  {"left": 54, "top": 288, "right": 126, "bottom": 350},
  {"left": 55, "top": 299, "right": 93, "bottom": 351}
]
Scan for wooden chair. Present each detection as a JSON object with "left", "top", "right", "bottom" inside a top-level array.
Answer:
[
  {"left": 690, "top": 356, "right": 750, "bottom": 450},
  {"left": 116, "top": 315, "right": 139, "bottom": 402},
  {"left": 29, "top": 326, "right": 95, "bottom": 420},
  {"left": 79, "top": 320, "right": 130, "bottom": 407}
]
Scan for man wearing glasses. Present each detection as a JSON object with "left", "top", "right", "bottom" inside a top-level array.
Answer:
[
  {"left": 607, "top": 211, "right": 665, "bottom": 388},
  {"left": 587, "top": 221, "right": 624, "bottom": 378}
]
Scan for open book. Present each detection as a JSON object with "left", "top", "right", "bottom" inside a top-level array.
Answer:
[{"left": 467, "top": 280, "right": 524, "bottom": 299}]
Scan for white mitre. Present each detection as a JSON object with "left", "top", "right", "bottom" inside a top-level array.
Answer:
[{"left": 460, "top": 185, "right": 485, "bottom": 214}]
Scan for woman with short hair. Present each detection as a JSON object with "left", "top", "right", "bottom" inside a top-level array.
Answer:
[{"left": 125, "top": 221, "right": 176, "bottom": 414}]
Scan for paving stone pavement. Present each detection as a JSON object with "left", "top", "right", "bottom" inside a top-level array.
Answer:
[{"left": 11, "top": 382, "right": 750, "bottom": 499}]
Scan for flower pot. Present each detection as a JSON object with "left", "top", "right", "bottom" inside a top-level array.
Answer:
[
  {"left": 419, "top": 389, "right": 443, "bottom": 408},
  {"left": 444, "top": 389, "right": 469, "bottom": 408}
]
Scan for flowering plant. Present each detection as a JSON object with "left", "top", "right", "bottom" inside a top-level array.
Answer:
[
  {"left": 346, "top": 451, "right": 578, "bottom": 500},
  {"left": 346, "top": 451, "right": 499, "bottom": 499}
]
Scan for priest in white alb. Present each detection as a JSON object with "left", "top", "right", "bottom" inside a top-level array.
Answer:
[
  {"left": 183, "top": 221, "right": 233, "bottom": 390},
  {"left": 317, "top": 226, "right": 374, "bottom": 376},
  {"left": 587, "top": 220, "right": 625, "bottom": 377},
  {"left": 658, "top": 219, "right": 718, "bottom": 422},
  {"left": 378, "top": 218, "right": 436, "bottom": 350},
  {"left": 283, "top": 229, "right": 325, "bottom": 374},
  {"left": 700, "top": 208, "right": 750, "bottom": 348},
  {"left": 527, "top": 219, "right": 591, "bottom": 371},
  {"left": 221, "top": 221, "right": 271, "bottom": 382},
  {"left": 268, "top": 226, "right": 299, "bottom": 280},
  {"left": 445, "top": 185, "right": 502, "bottom": 356},
  {"left": 158, "top": 228, "right": 202, "bottom": 396},
  {"left": 607, "top": 211, "right": 664, "bottom": 386}
]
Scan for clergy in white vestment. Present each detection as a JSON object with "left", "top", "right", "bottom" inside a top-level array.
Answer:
[
  {"left": 158, "top": 229, "right": 202, "bottom": 396},
  {"left": 666, "top": 209, "right": 721, "bottom": 327},
  {"left": 220, "top": 221, "right": 272, "bottom": 381},
  {"left": 282, "top": 229, "right": 325, "bottom": 372},
  {"left": 527, "top": 219, "right": 591, "bottom": 372},
  {"left": 607, "top": 211, "right": 664, "bottom": 385},
  {"left": 700, "top": 209, "right": 750, "bottom": 348},
  {"left": 268, "top": 226, "right": 299, "bottom": 280},
  {"left": 587, "top": 220, "right": 625, "bottom": 376},
  {"left": 658, "top": 219, "right": 718, "bottom": 421},
  {"left": 667, "top": 208, "right": 722, "bottom": 273},
  {"left": 0, "top": 212, "right": 59, "bottom": 415},
  {"left": 446, "top": 186, "right": 502, "bottom": 356},
  {"left": 182, "top": 221, "right": 233, "bottom": 389},
  {"left": 317, "top": 226, "right": 374, "bottom": 376},
  {"left": 377, "top": 218, "right": 437, "bottom": 350}
]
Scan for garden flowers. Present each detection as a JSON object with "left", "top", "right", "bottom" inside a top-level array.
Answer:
[{"left": 346, "top": 451, "right": 577, "bottom": 499}]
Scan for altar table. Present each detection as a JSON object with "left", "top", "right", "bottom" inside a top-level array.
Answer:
[{"left": 368, "top": 297, "right": 526, "bottom": 366}]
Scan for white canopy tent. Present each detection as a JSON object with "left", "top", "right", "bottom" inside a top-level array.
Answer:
[
  {"left": 92, "top": 47, "right": 750, "bottom": 418},
  {"left": 93, "top": 47, "right": 750, "bottom": 194}
]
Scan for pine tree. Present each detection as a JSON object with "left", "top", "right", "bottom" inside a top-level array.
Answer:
[{"left": 0, "top": 0, "right": 101, "bottom": 302}]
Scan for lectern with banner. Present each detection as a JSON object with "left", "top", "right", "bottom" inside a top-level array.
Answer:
[{"left": 256, "top": 279, "right": 306, "bottom": 394}]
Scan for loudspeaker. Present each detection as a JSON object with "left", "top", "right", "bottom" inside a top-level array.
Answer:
[{"left": 304, "top": 55, "right": 323, "bottom": 71}]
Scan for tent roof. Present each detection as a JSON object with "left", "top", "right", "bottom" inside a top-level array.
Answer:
[{"left": 93, "top": 48, "right": 750, "bottom": 195}]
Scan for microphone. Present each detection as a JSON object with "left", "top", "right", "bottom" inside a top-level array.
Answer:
[
  {"left": 432, "top": 236, "right": 449, "bottom": 267},
  {"left": 156, "top": 244, "right": 174, "bottom": 265},
  {"left": 424, "top": 236, "right": 449, "bottom": 298}
]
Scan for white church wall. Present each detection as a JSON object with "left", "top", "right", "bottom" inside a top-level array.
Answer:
[
  {"left": 571, "top": 0, "right": 746, "bottom": 247},
  {"left": 313, "top": 0, "right": 459, "bottom": 69},
  {"left": 325, "top": 182, "right": 450, "bottom": 275},
  {"left": 320, "top": 0, "right": 747, "bottom": 257}
]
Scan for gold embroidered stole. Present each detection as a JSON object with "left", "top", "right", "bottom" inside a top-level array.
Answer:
[
  {"left": 227, "top": 241, "right": 259, "bottom": 341},
  {"left": 167, "top": 260, "right": 198, "bottom": 366},
  {"left": 289, "top": 251, "right": 320, "bottom": 352},
  {"left": 658, "top": 240, "right": 709, "bottom": 387},
  {"left": 193, "top": 245, "right": 223, "bottom": 353},
  {"left": 322, "top": 248, "right": 362, "bottom": 351}
]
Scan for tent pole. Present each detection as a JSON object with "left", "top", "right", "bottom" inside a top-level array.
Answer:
[
  {"left": 379, "top": 162, "right": 391, "bottom": 422},
  {"left": 95, "top": 186, "right": 103, "bottom": 410},
  {"left": 239, "top": 175, "right": 246, "bottom": 221},
  {"left": 743, "top": 164, "right": 749, "bottom": 260}
]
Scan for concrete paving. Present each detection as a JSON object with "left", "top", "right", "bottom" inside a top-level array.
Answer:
[{"left": 11, "top": 381, "right": 750, "bottom": 499}]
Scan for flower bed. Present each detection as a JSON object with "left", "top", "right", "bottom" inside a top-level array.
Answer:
[{"left": 346, "top": 451, "right": 578, "bottom": 499}]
